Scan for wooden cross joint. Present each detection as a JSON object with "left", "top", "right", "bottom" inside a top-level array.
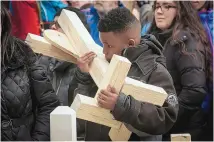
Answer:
[{"left": 26, "top": 9, "right": 168, "bottom": 141}]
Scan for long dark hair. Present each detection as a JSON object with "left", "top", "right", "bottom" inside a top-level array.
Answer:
[
  {"left": 1, "top": 5, "right": 35, "bottom": 68},
  {"left": 149, "top": 1, "right": 209, "bottom": 47},
  {"left": 202, "top": 1, "right": 213, "bottom": 11},
  {"left": 149, "top": 1, "right": 212, "bottom": 84},
  {"left": 1, "top": 4, "right": 13, "bottom": 66}
]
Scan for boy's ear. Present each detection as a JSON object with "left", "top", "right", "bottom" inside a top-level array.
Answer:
[{"left": 128, "top": 39, "right": 136, "bottom": 47}]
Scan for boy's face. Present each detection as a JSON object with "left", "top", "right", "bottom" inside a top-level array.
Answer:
[{"left": 99, "top": 32, "right": 129, "bottom": 62}]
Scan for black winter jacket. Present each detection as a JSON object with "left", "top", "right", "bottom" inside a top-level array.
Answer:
[
  {"left": 1, "top": 38, "right": 60, "bottom": 141},
  {"left": 153, "top": 29, "right": 209, "bottom": 140},
  {"left": 69, "top": 35, "right": 179, "bottom": 141},
  {"left": 38, "top": 56, "right": 76, "bottom": 106}
]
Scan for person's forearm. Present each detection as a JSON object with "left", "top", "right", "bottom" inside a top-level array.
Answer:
[{"left": 112, "top": 94, "right": 178, "bottom": 135}]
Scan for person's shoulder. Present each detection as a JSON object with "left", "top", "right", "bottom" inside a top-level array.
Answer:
[
  {"left": 170, "top": 28, "right": 208, "bottom": 58},
  {"left": 170, "top": 29, "right": 199, "bottom": 51},
  {"left": 14, "top": 37, "right": 37, "bottom": 65},
  {"left": 152, "top": 62, "right": 169, "bottom": 77},
  {"left": 147, "top": 61, "right": 176, "bottom": 94},
  {"left": 173, "top": 28, "right": 190, "bottom": 40}
]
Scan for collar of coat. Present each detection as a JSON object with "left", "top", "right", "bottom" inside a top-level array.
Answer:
[{"left": 122, "top": 34, "right": 166, "bottom": 75}]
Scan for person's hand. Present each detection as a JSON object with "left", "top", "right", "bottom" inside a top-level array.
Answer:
[
  {"left": 77, "top": 51, "right": 96, "bottom": 73},
  {"left": 97, "top": 85, "right": 119, "bottom": 110}
]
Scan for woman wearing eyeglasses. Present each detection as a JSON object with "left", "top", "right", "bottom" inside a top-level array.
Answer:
[{"left": 147, "top": 1, "right": 212, "bottom": 141}]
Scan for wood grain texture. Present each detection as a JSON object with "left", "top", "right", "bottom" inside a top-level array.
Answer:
[
  {"left": 25, "top": 33, "right": 77, "bottom": 63},
  {"left": 171, "top": 134, "right": 191, "bottom": 142},
  {"left": 43, "top": 29, "right": 78, "bottom": 58},
  {"left": 109, "top": 124, "right": 132, "bottom": 141},
  {"left": 27, "top": 33, "right": 167, "bottom": 107},
  {"left": 71, "top": 54, "right": 131, "bottom": 129},
  {"left": 57, "top": 10, "right": 168, "bottom": 105},
  {"left": 58, "top": 9, "right": 103, "bottom": 56},
  {"left": 27, "top": 9, "right": 170, "bottom": 141},
  {"left": 94, "top": 54, "right": 131, "bottom": 99},
  {"left": 122, "top": 77, "right": 168, "bottom": 106},
  {"left": 71, "top": 94, "right": 121, "bottom": 129},
  {"left": 58, "top": 9, "right": 108, "bottom": 86}
]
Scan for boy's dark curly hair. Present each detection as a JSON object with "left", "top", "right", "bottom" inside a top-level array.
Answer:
[{"left": 98, "top": 7, "right": 139, "bottom": 33}]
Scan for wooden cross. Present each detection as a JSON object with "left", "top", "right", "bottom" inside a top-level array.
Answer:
[
  {"left": 171, "top": 134, "right": 191, "bottom": 142},
  {"left": 26, "top": 9, "right": 168, "bottom": 141}
]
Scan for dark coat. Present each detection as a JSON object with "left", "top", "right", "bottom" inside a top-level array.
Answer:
[
  {"left": 1, "top": 38, "right": 60, "bottom": 141},
  {"left": 153, "top": 29, "right": 209, "bottom": 141},
  {"left": 69, "top": 35, "right": 178, "bottom": 141},
  {"left": 38, "top": 56, "right": 76, "bottom": 106}
]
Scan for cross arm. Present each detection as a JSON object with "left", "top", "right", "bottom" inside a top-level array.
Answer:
[
  {"left": 26, "top": 32, "right": 168, "bottom": 106},
  {"left": 25, "top": 33, "right": 77, "bottom": 64},
  {"left": 71, "top": 94, "right": 122, "bottom": 129},
  {"left": 26, "top": 9, "right": 169, "bottom": 141},
  {"left": 71, "top": 54, "right": 131, "bottom": 129},
  {"left": 57, "top": 10, "right": 168, "bottom": 104}
]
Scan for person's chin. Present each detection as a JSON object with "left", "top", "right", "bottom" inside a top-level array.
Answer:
[
  {"left": 191, "top": 2, "right": 200, "bottom": 10},
  {"left": 196, "top": 6, "right": 202, "bottom": 10},
  {"left": 157, "top": 23, "right": 165, "bottom": 28},
  {"left": 191, "top": 3, "right": 198, "bottom": 8}
]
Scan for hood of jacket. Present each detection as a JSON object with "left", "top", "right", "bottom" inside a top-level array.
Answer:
[
  {"left": 122, "top": 34, "right": 164, "bottom": 61},
  {"left": 122, "top": 34, "right": 166, "bottom": 75}
]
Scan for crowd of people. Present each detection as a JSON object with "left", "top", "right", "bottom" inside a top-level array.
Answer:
[{"left": 1, "top": 0, "right": 213, "bottom": 141}]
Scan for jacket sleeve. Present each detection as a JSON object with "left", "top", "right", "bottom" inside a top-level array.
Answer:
[
  {"left": 68, "top": 67, "right": 95, "bottom": 105},
  {"left": 174, "top": 43, "right": 207, "bottom": 115},
  {"left": 112, "top": 64, "right": 179, "bottom": 135},
  {"left": 29, "top": 62, "right": 60, "bottom": 141}
]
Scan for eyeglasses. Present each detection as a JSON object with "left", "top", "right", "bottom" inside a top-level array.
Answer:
[{"left": 153, "top": 4, "right": 177, "bottom": 12}]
